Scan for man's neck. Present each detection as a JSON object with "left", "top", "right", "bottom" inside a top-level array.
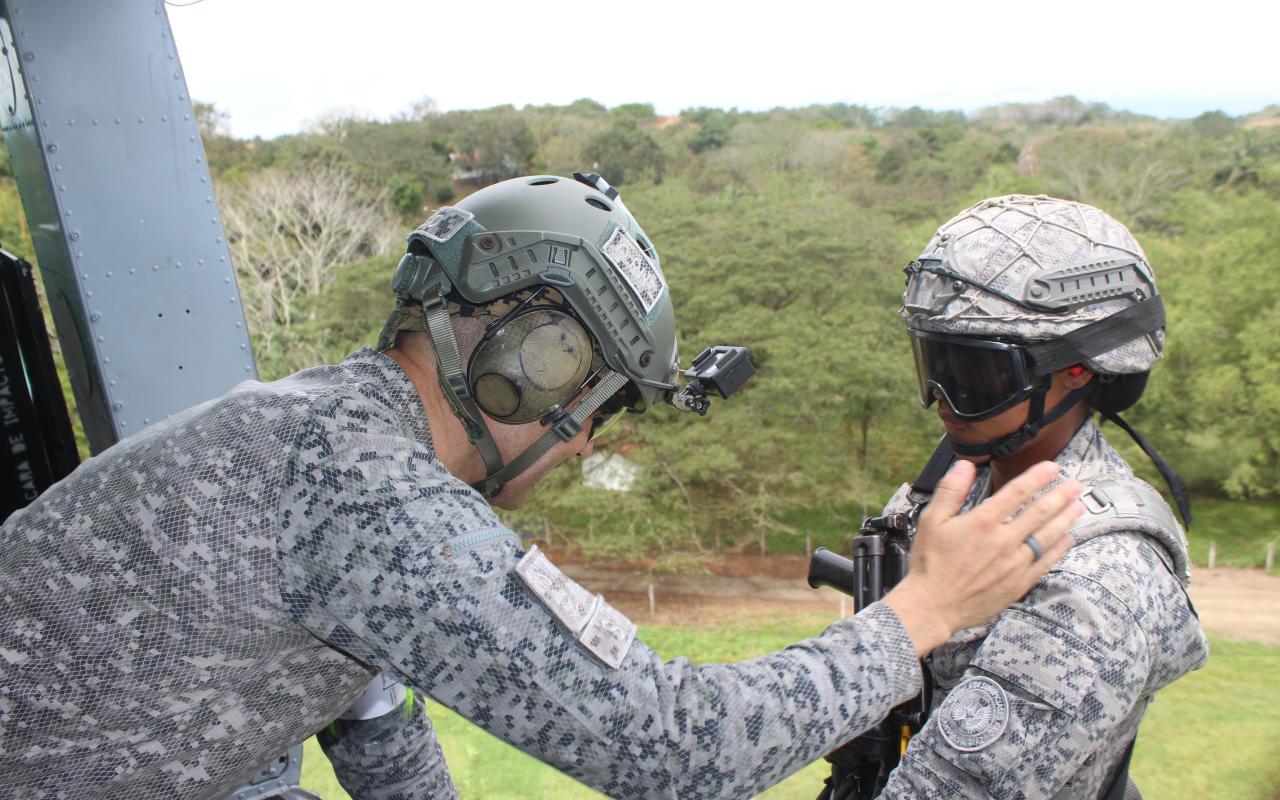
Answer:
[
  {"left": 384, "top": 340, "right": 487, "bottom": 484},
  {"left": 990, "top": 407, "right": 1090, "bottom": 491}
]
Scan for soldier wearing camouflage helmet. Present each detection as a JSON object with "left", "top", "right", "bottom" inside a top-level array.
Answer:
[
  {"left": 874, "top": 195, "right": 1208, "bottom": 799},
  {"left": 0, "top": 177, "right": 1082, "bottom": 800}
]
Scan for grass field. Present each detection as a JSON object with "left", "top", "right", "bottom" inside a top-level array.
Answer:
[{"left": 299, "top": 613, "right": 1279, "bottom": 799}]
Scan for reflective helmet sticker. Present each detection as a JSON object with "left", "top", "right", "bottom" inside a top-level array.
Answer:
[
  {"left": 420, "top": 206, "right": 475, "bottom": 243},
  {"left": 602, "top": 227, "right": 665, "bottom": 314}
]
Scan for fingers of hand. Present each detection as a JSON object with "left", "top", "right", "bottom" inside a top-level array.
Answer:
[
  {"left": 920, "top": 460, "right": 976, "bottom": 525},
  {"left": 1024, "top": 501, "right": 1079, "bottom": 568},
  {"left": 976, "top": 482, "right": 1079, "bottom": 596},
  {"left": 1000, "top": 479, "right": 1083, "bottom": 546},
  {"left": 1006, "top": 500, "right": 1081, "bottom": 600},
  {"left": 982, "top": 461, "right": 1061, "bottom": 523}
]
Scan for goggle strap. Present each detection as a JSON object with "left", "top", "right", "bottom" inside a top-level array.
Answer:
[
  {"left": 1029, "top": 385, "right": 1046, "bottom": 422},
  {"left": 473, "top": 369, "right": 629, "bottom": 497},
  {"left": 420, "top": 287, "right": 505, "bottom": 477},
  {"left": 1025, "top": 297, "right": 1166, "bottom": 373}
]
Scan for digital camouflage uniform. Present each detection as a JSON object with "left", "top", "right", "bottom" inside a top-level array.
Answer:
[
  {"left": 877, "top": 421, "right": 1208, "bottom": 799},
  {"left": 883, "top": 194, "right": 1209, "bottom": 797},
  {"left": 0, "top": 347, "right": 922, "bottom": 800}
]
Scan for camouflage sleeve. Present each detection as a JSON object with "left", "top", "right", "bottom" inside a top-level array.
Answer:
[
  {"left": 880, "top": 534, "right": 1196, "bottom": 799},
  {"left": 278, "top": 412, "right": 923, "bottom": 799},
  {"left": 318, "top": 689, "right": 458, "bottom": 800}
]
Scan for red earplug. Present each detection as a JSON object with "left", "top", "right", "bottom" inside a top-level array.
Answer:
[{"left": 1067, "top": 364, "right": 1086, "bottom": 377}]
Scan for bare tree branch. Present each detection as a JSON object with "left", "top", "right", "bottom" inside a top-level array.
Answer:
[{"left": 221, "top": 165, "right": 399, "bottom": 339}]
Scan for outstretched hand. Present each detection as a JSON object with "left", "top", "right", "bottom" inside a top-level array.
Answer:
[{"left": 883, "top": 460, "right": 1081, "bottom": 656}]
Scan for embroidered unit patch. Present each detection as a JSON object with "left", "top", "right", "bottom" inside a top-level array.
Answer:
[
  {"left": 937, "top": 676, "right": 1010, "bottom": 752},
  {"left": 581, "top": 598, "right": 637, "bottom": 669},
  {"left": 515, "top": 545, "right": 594, "bottom": 632},
  {"left": 515, "top": 545, "right": 636, "bottom": 669}
]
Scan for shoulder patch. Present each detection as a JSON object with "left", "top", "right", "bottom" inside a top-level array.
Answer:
[
  {"left": 515, "top": 545, "right": 595, "bottom": 631},
  {"left": 937, "top": 676, "right": 1010, "bottom": 752},
  {"left": 515, "top": 545, "right": 637, "bottom": 669},
  {"left": 580, "top": 598, "right": 637, "bottom": 669}
]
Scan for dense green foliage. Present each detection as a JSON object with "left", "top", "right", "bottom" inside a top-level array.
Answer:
[
  {"left": 1181, "top": 498, "right": 1280, "bottom": 569},
  {"left": 299, "top": 618, "right": 1280, "bottom": 799},
  {"left": 4, "top": 96, "right": 1280, "bottom": 556}
]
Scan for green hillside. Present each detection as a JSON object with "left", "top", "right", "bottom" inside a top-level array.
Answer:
[{"left": 5, "top": 97, "right": 1279, "bottom": 559}]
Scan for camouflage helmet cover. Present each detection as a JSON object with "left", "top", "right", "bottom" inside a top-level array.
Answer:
[{"left": 902, "top": 195, "right": 1164, "bottom": 375}]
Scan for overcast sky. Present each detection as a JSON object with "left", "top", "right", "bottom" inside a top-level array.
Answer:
[{"left": 166, "top": 0, "right": 1278, "bottom": 140}]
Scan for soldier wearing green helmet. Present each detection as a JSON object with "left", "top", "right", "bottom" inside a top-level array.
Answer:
[
  {"left": 0, "top": 175, "right": 1084, "bottom": 799},
  {"left": 372, "top": 172, "right": 687, "bottom": 503}
]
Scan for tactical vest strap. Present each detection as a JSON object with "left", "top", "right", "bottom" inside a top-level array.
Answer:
[
  {"left": 1070, "top": 477, "right": 1191, "bottom": 586},
  {"left": 1077, "top": 480, "right": 1180, "bottom": 533}
]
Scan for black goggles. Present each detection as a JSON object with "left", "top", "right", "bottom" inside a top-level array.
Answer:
[{"left": 909, "top": 330, "right": 1040, "bottom": 420}]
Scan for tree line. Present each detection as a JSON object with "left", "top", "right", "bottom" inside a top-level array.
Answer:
[{"left": 3, "top": 96, "right": 1277, "bottom": 556}]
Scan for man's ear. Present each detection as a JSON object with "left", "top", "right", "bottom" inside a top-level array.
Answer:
[{"left": 1063, "top": 364, "right": 1094, "bottom": 390}]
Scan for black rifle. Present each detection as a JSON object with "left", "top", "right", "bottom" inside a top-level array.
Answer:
[
  {"left": 804, "top": 441, "right": 954, "bottom": 800},
  {"left": 807, "top": 517, "right": 930, "bottom": 800}
]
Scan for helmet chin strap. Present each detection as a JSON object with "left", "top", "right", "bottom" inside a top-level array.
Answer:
[
  {"left": 472, "top": 370, "right": 628, "bottom": 498},
  {"left": 948, "top": 384, "right": 1094, "bottom": 461}
]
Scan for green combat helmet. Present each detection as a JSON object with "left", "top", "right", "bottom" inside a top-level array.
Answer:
[
  {"left": 377, "top": 173, "right": 754, "bottom": 498},
  {"left": 901, "top": 194, "right": 1190, "bottom": 524}
]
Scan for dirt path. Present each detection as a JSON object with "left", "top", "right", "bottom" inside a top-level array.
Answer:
[
  {"left": 557, "top": 555, "right": 1280, "bottom": 645},
  {"left": 1186, "top": 567, "right": 1280, "bottom": 645}
]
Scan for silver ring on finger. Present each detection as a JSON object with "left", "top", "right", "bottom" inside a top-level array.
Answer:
[{"left": 1023, "top": 535, "right": 1043, "bottom": 561}]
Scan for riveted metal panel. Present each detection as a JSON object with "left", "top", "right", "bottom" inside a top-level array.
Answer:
[{"left": 0, "top": 0, "right": 255, "bottom": 454}]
